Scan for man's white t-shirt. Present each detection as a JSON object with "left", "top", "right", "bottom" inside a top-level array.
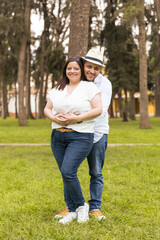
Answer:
[
  {"left": 49, "top": 81, "right": 100, "bottom": 133},
  {"left": 93, "top": 74, "right": 112, "bottom": 143}
]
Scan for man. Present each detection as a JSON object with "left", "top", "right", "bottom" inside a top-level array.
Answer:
[{"left": 55, "top": 48, "right": 112, "bottom": 220}]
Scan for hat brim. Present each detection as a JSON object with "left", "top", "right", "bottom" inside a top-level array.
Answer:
[{"left": 82, "top": 57, "right": 106, "bottom": 67}]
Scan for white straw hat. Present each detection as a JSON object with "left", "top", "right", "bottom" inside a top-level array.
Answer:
[{"left": 82, "top": 48, "right": 106, "bottom": 67}]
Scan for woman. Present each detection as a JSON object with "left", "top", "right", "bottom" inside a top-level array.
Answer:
[{"left": 44, "top": 56, "right": 102, "bottom": 224}]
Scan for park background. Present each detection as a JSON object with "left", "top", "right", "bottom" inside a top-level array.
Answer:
[{"left": 0, "top": 0, "right": 160, "bottom": 239}]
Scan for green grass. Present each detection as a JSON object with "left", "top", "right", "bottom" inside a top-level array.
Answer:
[
  {"left": 0, "top": 146, "right": 159, "bottom": 239},
  {"left": 0, "top": 116, "right": 160, "bottom": 144},
  {"left": 0, "top": 117, "right": 160, "bottom": 239},
  {"left": 0, "top": 118, "right": 51, "bottom": 143},
  {"left": 109, "top": 117, "right": 160, "bottom": 144}
]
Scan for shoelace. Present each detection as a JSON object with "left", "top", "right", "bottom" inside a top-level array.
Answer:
[
  {"left": 92, "top": 210, "right": 103, "bottom": 216},
  {"left": 59, "top": 208, "right": 68, "bottom": 215}
]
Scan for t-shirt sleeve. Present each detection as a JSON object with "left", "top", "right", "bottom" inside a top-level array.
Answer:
[
  {"left": 87, "top": 82, "right": 101, "bottom": 100},
  {"left": 48, "top": 88, "right": 56, "bottom": 103}
]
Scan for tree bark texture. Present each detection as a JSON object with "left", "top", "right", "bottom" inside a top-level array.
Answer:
[
  {"left": 122, "top": 90, "right": 128, "bottom": 122},
  {"left": 17, "top": 0, "right": 31, "bottom": 125},
  {"left": 0, "top": 49, "right": 9, "bottom": 119},
  {"left": 155, "top": 74, "right": 160, "bottom": 116},
  {"left": 118, "top": 91, "right": 123, "bottom": 117},
  {"left": 154, "top": 3, "right": 160, "bottom": 116},
  {"left": 25, "top": 43, "right": 34, "bottom": 119},
  {"left": 130, "top": 89, "right": 136, "bottom": 120},
  {"left": 110, "top": 97, "right": 115, "bottom": 118},
  {"left": 155, "top": 0, "right": 160, "bottom": 21},
  {"left": 68, "top": 0, "right": 90, "bottom": 57},
  {"left": 25, "top": 4, "right": 34, "bottom": 119},
  {"left": 138, "top": 0, "right": 151, "bottom": 128},
  {"left": 38, "top": 0, "right": 48, "bottom": 119}
]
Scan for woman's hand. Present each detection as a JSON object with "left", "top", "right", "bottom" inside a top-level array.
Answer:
[
  {"left": 63, "top": 112, "right": 79, "bottom": 124},
  {"left": 54, "top": 113, "right": 70, "bottom": 126}
]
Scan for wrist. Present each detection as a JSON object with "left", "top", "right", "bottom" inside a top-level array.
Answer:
[
  {"left": 76, "top": 115, "right": 83, "bottom": 124},
  {"left": 51, "top": 115, "right": 56, "bottom": 122}
]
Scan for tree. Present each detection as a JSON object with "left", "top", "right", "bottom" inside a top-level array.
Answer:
[
  {"left": 68, "top": 0, "right": 90, "bottom": 57},
  {"left": 154, "top": 0, "right": 160, "bottom": 116},
  {"left": 101, "top": 1, "right": 139, "bottom": 121},
  {"left": 38, "top": 0, "right": 49, "bottom": 119},
  {"left": 0, "top": 1, "right": 11, "bottom": 118},
  {"left": 17, "top": 0, "right": 31, "bottom": 125},
  {"left": 155, "top": 0, "right": 160, "bottom": 20},
  {"left": 0, "top": 46, "right": 8, "bottom": 119},
  {"left": 138, "top": 0, "right": 151, "bottom": 128}
]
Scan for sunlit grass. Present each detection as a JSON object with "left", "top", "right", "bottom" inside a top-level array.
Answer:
[{"left": 0, "top": 117, "right": 160, "bottom": 144}]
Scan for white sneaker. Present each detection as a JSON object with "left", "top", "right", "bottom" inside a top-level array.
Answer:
[
  {"left": 76, "top": 203, "right": 89, "bottom": 223},
  {"left": 59, "top": 212, "right": 77, "bottom": 224}
]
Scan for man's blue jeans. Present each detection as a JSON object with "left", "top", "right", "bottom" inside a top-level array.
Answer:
[
  {"left": 51, "top": 129, "right": 94, "bottom": 212},
  {"left": 87, "top": 134, "right": 108, "bottom": 211}
]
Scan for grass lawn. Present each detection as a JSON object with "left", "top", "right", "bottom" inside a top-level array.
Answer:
[
  {"left": 0, "top": 116, "right": 160, "bottom": 144},
  {"left": 0, "top": 117, "right": 160, "bottom": 239}
]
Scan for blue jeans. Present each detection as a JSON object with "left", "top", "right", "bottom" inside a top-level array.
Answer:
[
  {"left": 87, "top": 134, "right": 108, "bottom": 211},
  {"left": 51, "top": 129, "right": 94, "bottom": 212}
]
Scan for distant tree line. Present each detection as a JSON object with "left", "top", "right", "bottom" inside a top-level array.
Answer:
[{"left": 0, "top": 0, "right": 159, "bottom": 128}]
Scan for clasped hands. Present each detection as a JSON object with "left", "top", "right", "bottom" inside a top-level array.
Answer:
[{"left": 54, "top": 112, "right": 80, "bottom": 126}]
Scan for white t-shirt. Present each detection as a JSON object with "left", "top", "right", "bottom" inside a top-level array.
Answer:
[
  {"left": 49, "top": 81, "right": 100, "bottom": 133},
  {"left": 93, "top": 73, "right": 112, "bottom": 142}
]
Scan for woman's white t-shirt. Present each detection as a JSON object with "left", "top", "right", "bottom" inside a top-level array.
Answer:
[{"left": 49, "top": 81, "right": 100, "bottom": 133}]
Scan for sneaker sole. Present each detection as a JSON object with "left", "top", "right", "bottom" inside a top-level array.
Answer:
[
  {"left": 77, "top": 216, "right": 89, "bottom": 223},
  {"left": 54, "top": 215, "right": 64, "bottom": 219}
]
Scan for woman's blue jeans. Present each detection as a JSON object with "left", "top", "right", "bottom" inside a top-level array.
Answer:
[{"left": 51, "top": 129, "right": 94, "bottom": 212}]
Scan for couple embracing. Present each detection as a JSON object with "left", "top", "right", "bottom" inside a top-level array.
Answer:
[{"left": 44, "top": 48, "right": 112, "bottom": 224}]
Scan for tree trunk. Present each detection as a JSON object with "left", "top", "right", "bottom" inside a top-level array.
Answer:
[
  {"left": 155, "top": 0, "right": 160, "bottom": 20},
  {"left": 17, "top": 35, "right": 27, "bottom": 125},
  {"left": 122, "top": 90, "right": 128, "bottom": 122},
  {"left": 0, "top": 43, "right": 9, "bottom": 119},
  {"left": 138, "top": 0, "right": 151, "bottom": 128},
  {"left": 110, "top": 97, "right": 114, "bottom": 118},
  {"left": 1, "top": 74, "right": 9, "bottom": 119},
  {"left": 25, "top": 3, "right": 34, "bottom": 120},
  {"left": 130, "top": 89, "right": 136, "bottom": 120},
  {"left": 155, "top": 74, "right": 160, "bottom": 116},
  {"left": 38, "top": 31, "right": 46, "bottom": 119},
  {"left": 15, "top": 82, "right": 18, "bottom": 118},
  {"left": 38, "top": 1, "right": 48, "bottom": 119},
  {"left": 0, "top": 52, "right": 9, "bottom": 119},
  {"left": 118, "top": 91, "right": 123, "bottom": 117},
  {"left": 68, "top": 0, "right": 90, "bottom": 57},
  {"left": 26, "top": 43, "right": 34, "bottom": 119},
  {"left": 17, "top": 0, "right": 31, "bottom": 125},
  {"left": 154, "top": 8, "right": 160, "bottom": 116}
]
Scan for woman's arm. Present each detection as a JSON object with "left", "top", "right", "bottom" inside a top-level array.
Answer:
[
  {"left": 64, "top": 93, "right": 102, "bottom": 124},
  {"left": 44, "top": 99, "right": 69, "bottom": 126}
]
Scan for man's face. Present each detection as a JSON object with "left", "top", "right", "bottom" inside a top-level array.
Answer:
[{"left": 84, "top": 61, "right": 101, "bottom": 81}]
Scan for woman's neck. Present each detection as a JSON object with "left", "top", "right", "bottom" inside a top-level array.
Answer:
[{"left": 68, "top": 81, "right": 81, "bottom": 87}]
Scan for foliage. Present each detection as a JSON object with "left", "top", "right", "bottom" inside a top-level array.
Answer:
[{"left": 101, "top": 1, "right": 139, "bottom": 96}]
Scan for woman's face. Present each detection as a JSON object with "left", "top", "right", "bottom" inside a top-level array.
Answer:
[{"left": 66, "top": 61, "right": 81, "bottom": 84}]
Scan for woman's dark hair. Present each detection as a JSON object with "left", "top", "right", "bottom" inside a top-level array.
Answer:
[{"left": 55, "top": 56, "right": 85, "bottom": 90}]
